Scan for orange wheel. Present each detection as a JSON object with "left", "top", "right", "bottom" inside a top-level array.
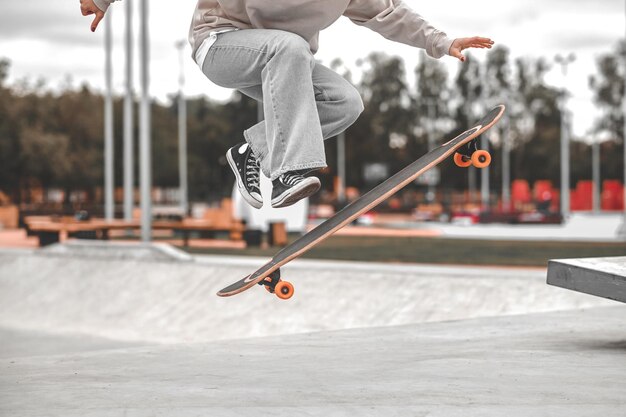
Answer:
[
  {"left": 454, "top": 152, "right": 472, "bottom": 168},
  {"left": 471, "top": 150, "right": 491, "bottom": 168},
  {"left": 275, "top": 281, "right": 294, "bottom": 300}
]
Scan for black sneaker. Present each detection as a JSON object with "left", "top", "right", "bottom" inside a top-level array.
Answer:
[
  {"left": 271, "top": 170, "right": 321, "bottom": 208},
  {"left": 226, "top": 142, "right": 263, "bottom": 209}
]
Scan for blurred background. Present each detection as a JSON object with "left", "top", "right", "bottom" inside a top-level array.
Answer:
[{"left": 0, "top": 0, "right": 625, "bottom": 264}]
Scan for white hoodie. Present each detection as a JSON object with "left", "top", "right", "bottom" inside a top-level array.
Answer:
[{"left": 95, "top": 0, "right": 453, "bottom": 59}]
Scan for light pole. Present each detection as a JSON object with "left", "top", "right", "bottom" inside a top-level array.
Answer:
[
  {"left": 139, "top": 0, "right": 152, "bottom": 241},
  {"left": 622, "top": 2, "right": 626, "bottom": 238},
  {"left": 176, "top": 40, "right": 189, "bottom": 216},
  {"left": 426, "top": 98, "right": 437, "bottom": 203},
  {"left": 501, "top": 115, "right": 511, "bottom": 211},
  {"left": 480, "top": 132, "right": 490, "bottom": 209},
  {"left": 592, "top": 137, "right": 601, "bottom": 213},
  {"left": 337, "top": 132, "right": 346, "bottom": 204},
  {"left": 104, "top": 10, "right": 114, "bottom": 220},
  {"left": 555, "top": 53, "right": 576, "bottom": 219},
  {"left": 123, "top": 0, "right": 134, "bottom": 224}
]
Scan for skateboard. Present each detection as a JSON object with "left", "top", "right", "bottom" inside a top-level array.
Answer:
[{"left": 217, "top": 104, "right": 506, "bottom": 299}]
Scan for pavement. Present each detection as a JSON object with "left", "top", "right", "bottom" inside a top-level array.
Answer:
[{"left": 0, "top": 242, "right": 624, "bottom": 416}]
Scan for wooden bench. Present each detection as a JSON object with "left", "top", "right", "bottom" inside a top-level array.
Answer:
[
  {"left": 0, "top": 205, "right": 19, "bottom": 229},
  {"left": 24, "top": 198, "right": 247, "bottom": 247},
  {"left": 26, "top": 218, "right": 244, "bottom": 247},
  {"left": 26, "top": 219, "right": 139, "bottom": 246}
]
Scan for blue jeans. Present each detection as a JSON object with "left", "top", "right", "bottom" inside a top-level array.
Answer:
[{"left": 201, "top": 29, "right": 364, "bottom": 180}]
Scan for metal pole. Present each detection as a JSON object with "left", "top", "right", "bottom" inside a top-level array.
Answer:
[
  {"left": 560, "top": 100, "right": 570, "bottom": 217},
  {"left": 176, "top": 41, "right": 188, "bottom": 215},
  {"left": 139, "top": 0, "right": 152, "bottom": 241},
  {"left": 123, "top": 0, "right": 134, "bottom": 223},
  {"left": 480, "top": 134, "right": 490, "bottom": 208},
  {"left": 104, "top": 11, "right": 114, "bottom": 220},
  {"left": 426, "top": 99, "right": 436, "bottom": 203},
  {"left": 468, "top": 165, "right": 477, "bottom": 204},
  {"left": 502, "top": 116, "right": 511, "bottom": 211},
  {"left": 337, "top": 132, "right": 346, "bottom": 204},
  {"left": 592, "top": 138, "right": 601, "bottom": 213},
  {"left": 465, "top": 98, "right": 476, "bottom": 206},
  {"left": 622, "top": 2, "right": 626, "bottom": 237},
  {"left": 555, "top": 53, "right": 576, "bottom": 219}
]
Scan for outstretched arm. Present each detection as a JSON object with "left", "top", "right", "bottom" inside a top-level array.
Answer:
[
  {"left": 80, "top": 0, "right": 116, "bottom": 32},
  {"left": 345, "top": 0, "right": 493, "bottom": 61}
]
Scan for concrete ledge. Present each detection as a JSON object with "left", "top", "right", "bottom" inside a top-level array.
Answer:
[{"left": 547, "top": 257, "right": 626, "bottom": 303}]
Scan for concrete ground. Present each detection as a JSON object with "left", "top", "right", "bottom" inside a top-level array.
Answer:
[
  {"left": 0, "top": 243, "right": 624, "bottom": 416},
  {"left": 2, "top": 307, "right": 624, "bottom": 417}
]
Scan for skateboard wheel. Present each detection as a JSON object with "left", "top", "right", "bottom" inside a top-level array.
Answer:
[
  {"left": 471, "top": 150, "right": 491, "bottom": 168},
  {"left": 454, "top": 152, "right": 472, "bottom": 168},
  {"left": 275, "top": 281, "right": 294, "bottom": 300}
]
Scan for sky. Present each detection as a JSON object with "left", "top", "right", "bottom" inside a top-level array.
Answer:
[{"left": 0, "top": 0, "right": 623, "bottom": 139}]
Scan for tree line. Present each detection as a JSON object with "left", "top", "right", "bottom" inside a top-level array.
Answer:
[{"left": 0, "top": 41, "right": 624, "bottom": 206}]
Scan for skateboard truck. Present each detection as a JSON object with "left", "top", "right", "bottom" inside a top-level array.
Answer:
[
  {"left": 258, "top": 269, "right": 295, "bottom": 300},
  {"left": 453, "top": 137, "right": 491, "bottom": 169}
]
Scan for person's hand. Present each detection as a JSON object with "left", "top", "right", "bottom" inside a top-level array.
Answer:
[
  {"left": 449, "top": 37, "right": 494, "bottom": 62},
  {"left": 80, "top": 0, "right": 106, "bottom": 32}
]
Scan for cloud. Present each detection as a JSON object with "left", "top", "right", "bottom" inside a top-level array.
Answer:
[
  {"left": 0, "top": 1, "right": 105, "bottom": 48},
  {"left": 0, "top": 0, "right": 623, "bottom": 136}
]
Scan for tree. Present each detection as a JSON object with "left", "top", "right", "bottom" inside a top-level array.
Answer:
[
  {"left": 414, "top": 51, "right": 451, "bottom": 129},
  {"left": 0, "top": 59, "right": 21, "bottom": 202},
  {"left": 509, "top": 56, "right": 561, "bottom": 184},
  {"left": 19, "top": 126, "right": 72, "bottom": 188},
  {"left": 453, "top": 52, "right": 483, "bottom": 129},
  {"left": 351, "top": 52, "right": 415, "bottom": 189},
  {"left": 589, "top": 40, "right": 625, "bottom": 143},
  {"left": 0, "top": 59, "right": 9, "bottom": 87}
]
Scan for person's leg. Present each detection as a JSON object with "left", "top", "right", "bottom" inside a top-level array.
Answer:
[
  {"left": 239, "top": 62, "right": 364, "bottom": 161},
  {"left": 203, "top": 29, "right": 326, "bottom": 180},
  {"left": 237, "top": 65, "right": 363, "bottom": 207},
  {"left": 310, "top": 63, "right": 365, "bottom": 140}
]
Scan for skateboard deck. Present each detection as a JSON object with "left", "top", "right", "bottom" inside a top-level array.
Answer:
[{"left": 218, "top": 104, "right": 506, "bottom": 299}]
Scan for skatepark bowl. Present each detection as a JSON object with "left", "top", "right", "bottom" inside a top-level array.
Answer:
[{"left": 1, "top": 241, "right": 624, "bottom": 416}]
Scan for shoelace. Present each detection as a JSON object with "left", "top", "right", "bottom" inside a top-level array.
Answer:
[
  {"left": 245, "top": 156, "right": 260, "bottom": 190},
  {"left": 281, "top": 172, "right": 305, "bottom": 187}
]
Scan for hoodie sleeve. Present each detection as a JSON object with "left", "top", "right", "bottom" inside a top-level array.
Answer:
[
  {"left": 344, "top": 0, "right": 453, "bottom": 59},
  {"left": 93, "top": 0, "right": 117, "bottom": 12}
]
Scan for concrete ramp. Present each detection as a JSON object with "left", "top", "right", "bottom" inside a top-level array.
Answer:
[
  {"left": 2, "top": 243, "right": 625, "bottom": 416},
  {"left": 548, "top": 257, "right": 626, "bottom": 303},
  {"left": 0, "top": 243, "right": 615, "bottom": 344},
  {"left": 2, "top": 306, "right": 625, "bottom": 416}
]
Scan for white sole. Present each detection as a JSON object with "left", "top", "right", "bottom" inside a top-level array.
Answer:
[{"left": 226, "top": 150, "right": 263, "bottom": 209}]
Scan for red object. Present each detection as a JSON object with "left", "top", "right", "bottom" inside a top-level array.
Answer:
[
  {"left": 571, "top": 181, "right": 593, "bottom": 211},
  {"left": 512, "top": 180, "right": 531, "bottom": 207},
  {"left": 602, "top": 180, "right": 623, "bottom": 211},
  {"left": 533, "top": 180, "right": 553, "bottom": 201}
]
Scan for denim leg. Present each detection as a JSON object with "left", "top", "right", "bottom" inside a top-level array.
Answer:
[
  {"left": 240, "top": 62, "right": 363, "bottom": 146},
  {"left": 202, "top": 29, "right": 363, "bottom": 180}
]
